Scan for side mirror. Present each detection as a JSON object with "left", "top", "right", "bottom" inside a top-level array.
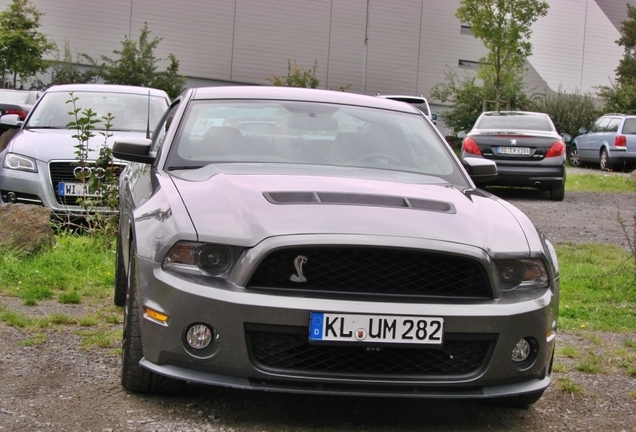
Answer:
[
  {"left": 462, "top": 157, "right": 498, "bottom": 184},
  {"left": 456, "top": 131, "right": 467, "bottom": 139},
  {"left": 113, "top": 138, "right": 155, "bottom": 164},
  {"left": 431, "top": 113, "right": 438, "bottom": 121},
  {"left": 578, "top": 127, "right": 587, "bottom": 135},
  {"left": 561, "top": 133, "right": 572, "bottom": 143},
  {"left": 0, "top": 114, "right": 22, "bottom": 129}
]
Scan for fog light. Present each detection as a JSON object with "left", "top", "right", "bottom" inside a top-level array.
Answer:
[
  {"left": 6, "top": 192, "right": 17, "bottom": 203},
  {"left": 512, "top": 338, "right": 531, "bottom": 362},
  {"left": 186, "top": 324, "right": 213, "bottom": 350}
]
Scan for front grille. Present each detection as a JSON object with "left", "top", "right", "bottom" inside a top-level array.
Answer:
[
  {"left": 246, "top": 325, "right": 495, "bottom": 378},
  {"left": 247, "top": 247, "right": 491, "bottom": 299},
  {"left": 49, "top": 161, "right": 124, "bottom": 206}
]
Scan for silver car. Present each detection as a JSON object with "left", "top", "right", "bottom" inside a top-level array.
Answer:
[
  {"left": 0, "top": 84, "right": 169, "bottom": 214},
  {"left": 570, "top": 113, "right": 636, "bottom": 171},
  {"left": 114, "top": 86, "right": 559, "bottom": 406}
]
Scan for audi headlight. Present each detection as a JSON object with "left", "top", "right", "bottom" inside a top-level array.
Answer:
[
  {"left": 3, "top": 153, "right": 38, "bottom": 173},
  {"left": 497, "top": 259, "right": 548, "bottom": 290},
  {"left": 163, "top": 241, "right": 234, "bottom": 276}
]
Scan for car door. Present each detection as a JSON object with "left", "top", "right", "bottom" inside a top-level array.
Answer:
[{"left": 578, "top": 117, "right": 609, "bottom": 160}]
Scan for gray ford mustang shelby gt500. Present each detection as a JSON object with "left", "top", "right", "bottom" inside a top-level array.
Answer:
[{"left": 113, "top": 86, "right": 559, "bottom": 406}]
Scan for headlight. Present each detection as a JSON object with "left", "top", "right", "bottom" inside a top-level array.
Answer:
[
  {"left": 3, "top": 153, "right": 38, "bottom": 172},
  {"left": 163, "top": 241, "right": 233, "bottom": 276},
  {"left": 497, "top": 259, "right": 548, "bottom": 290}
]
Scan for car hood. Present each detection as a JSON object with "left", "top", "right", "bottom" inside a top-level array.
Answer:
[
  {"left": 170, "top": 165, "right": 533, "bottom": 255},
  {"left": 6, "top": 128, "right": 148, "bottom": 162}
]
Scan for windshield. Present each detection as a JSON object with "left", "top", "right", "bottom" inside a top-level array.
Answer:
[
  {"left": 0, "top": 90, "right": 32, "bottom": 104},
  {"left": 26, "top": 91, "right": 169, "bottom": 131},
  {"left": 477, "top": 113, "right": 553, "bottom": 131},
  {"left": 166, "top": 100, "right": 466, "bottom": 185}
]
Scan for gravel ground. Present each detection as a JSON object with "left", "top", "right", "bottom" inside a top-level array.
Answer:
[{"left": 0, "top": 171, "right": 635, "bottom": 432}]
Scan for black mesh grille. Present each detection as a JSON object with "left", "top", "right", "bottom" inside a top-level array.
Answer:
[
  {"left": 49, "top": 161, "right": 124, "bottom": 206},
  {"left": 246, "top": 325, "right": 495, "bottom": 377},
  {"left": 247, "top": 247, "right": 491, "bottom": 298}
]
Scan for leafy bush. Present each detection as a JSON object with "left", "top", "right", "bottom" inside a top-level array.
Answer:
[
  {"left": 529, "top": 87, "right": 603, "bottom": 137},
  {"left": 267, "top": 60, "right": 319, "bottom": 88}
]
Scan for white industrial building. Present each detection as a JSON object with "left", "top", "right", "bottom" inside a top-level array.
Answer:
[{"left": 1, "top": 0, "right": 632, "bottom": 115}]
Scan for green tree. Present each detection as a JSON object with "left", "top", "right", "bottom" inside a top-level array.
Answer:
[
  {"left": 597, "top": 4, "right": 636, "bottom": 113},
  {"left": 267, "top": 60, "right": 319, "bottom": 88},
  {"left": 0, "top": 0, "right": 56, "bottom": 88},
  {"left": 456, "top": 0, "right": 549, "bottom": 105},
  {"left": 86, "top": 22, "right": 185, "bottom": 99}
]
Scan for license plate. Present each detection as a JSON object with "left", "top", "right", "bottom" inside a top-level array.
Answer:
[
  {"left": 309, "top": 312, "right": 443, "bottom": 345},
  {"left": 57, "top": 182, "right": 102, "bottom": 197},
  {"left": 496, "top": 146, "right": 530, "bottom": 155}
]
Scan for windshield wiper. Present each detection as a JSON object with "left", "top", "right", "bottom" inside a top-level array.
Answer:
[{"left": 167, "top": 165, "right": 205, "bottom": 171}]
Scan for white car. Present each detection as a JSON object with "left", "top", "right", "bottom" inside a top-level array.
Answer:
[{"left": 376, "top": 94, "right": 437, "bottom": 124}]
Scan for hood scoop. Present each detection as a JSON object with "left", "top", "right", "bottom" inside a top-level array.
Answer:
[{"left": 264, "top": 191, "right": 455, "bottom": 214}]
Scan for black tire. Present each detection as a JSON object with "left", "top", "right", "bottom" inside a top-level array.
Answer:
[
  {"left": 549, "top": 183, "right": 565, "bottom": 201},
  {"left": 121, "top": 244, "right": 185, "bottom": 394},
  {"left": 567, "top": 145, "right": 581, "bottom": 167},
  {"left": 113, "top": 239, "right": 127, "bottom": 306},
  {"left": 600, "top": 148, "right": 612, "bottom": 171}
]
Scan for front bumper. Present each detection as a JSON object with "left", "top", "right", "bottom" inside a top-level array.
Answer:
[
  {"left": 0, "top": 159, "right": 115, "bottom": 216},
  {"left": 134, "top": 249, "right": 559, "bottom": 399}
]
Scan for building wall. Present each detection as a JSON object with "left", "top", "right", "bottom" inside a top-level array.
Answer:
[{"left": 1, "top": 0, "right": 632, "bottom": 100}]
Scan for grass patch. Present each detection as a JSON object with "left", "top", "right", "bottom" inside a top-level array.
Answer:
[
  {"left": 566, "top": 173, "right": 636, "bottom": 193},
  {"left": 0, "top": 232, "right": 115, "bottom": 305},
  {"left": 18, "top": 333, "right": 46, "bottom": 347},
  {"left": 556, "top": 243, "right": 636, "bottom": 332},
  {"left": 574, "top": 352, "right": 603, "bottom": 374},
  {"left": 75, "top": 329, "right": 120, "bottom": 351},
  {"left": 557, "top": 378, "right": 584, "bottom": 395},
  {"left": 551, "top": 362, "right": 567, "bottom": 373},
  {"left": 558, "top": 346, "right": 580, "bottom": 358}
]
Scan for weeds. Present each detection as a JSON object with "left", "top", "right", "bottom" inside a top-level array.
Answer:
[{"left": 557, "top": 378, "right": 584, "bottom": 395}]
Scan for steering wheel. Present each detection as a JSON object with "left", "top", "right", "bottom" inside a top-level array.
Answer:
[{"left": 355, "top": 152, "right": 403, "bottom": 165}]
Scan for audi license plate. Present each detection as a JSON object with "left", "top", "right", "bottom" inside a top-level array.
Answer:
[
  {"left": 309, "top": 312, "right": 443, "bottom": 345},
  {"left": 57, "top": 182, "right": 100, "bottom": 197},
  {"left": 496, "top": 146, "right": 530, "bottom": 155}
]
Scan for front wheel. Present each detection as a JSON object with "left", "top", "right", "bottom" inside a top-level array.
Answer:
[{"left": 121, "top": 244, "right": 185, "bottom": 394}]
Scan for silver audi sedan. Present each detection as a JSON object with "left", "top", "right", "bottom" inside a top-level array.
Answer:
[
  {"left": 0, "top": 84, "right": 169, "bottom": 215},
  {"left": 114, "top": 86, "right": 559, "bottom": 406}
]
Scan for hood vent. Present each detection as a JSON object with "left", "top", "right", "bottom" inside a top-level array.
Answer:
[{"left": 264, "top": 192, "right": 455, "bottom": 214}]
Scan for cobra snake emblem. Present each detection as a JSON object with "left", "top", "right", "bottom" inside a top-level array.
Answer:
[{"left": 290, "top": 255, "right": 308, "bottom": 283}]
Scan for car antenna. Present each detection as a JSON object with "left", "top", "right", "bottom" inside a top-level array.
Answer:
[{"left": 145, "top": 90, "right": 151, "bottom": 139}]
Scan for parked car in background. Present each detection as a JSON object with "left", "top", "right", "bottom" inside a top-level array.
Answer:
[
  {"left": 376, "top": 94, "right": 437, "bottom": 124},
  {"left": 0, "top": 89, "right": 41, "bottom": 135},
  {"left": 459, "top": 111, "right": 571, "bottom": 201},
  {"left": 0, "top": 84, "right": 169, "bottom": 214},
  {"left": 569, "top": 113, "right": 636, "bottom": 171},
  {"left": 113, "top": 86, "right": 559, "bottom": 407}
]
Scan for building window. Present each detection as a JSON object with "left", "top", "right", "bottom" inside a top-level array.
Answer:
[
  {"left": 458, "top": 60, "right": 479, "bottom": 69},
  {"left": 460, "top": 25, "right": 473, "bottom": 35}
]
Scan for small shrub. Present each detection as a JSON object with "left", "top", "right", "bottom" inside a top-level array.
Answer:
[
  {"left": 58, "top": 290, "right": 81, "bottom": 304},
  {"left": 557, "top": 378, "right": 584, "bottom": 395}
]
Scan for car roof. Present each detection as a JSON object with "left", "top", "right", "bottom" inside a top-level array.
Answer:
[
  {"left": 189, "top": 86, "right": 421, "bottom": 114},
  {"left": 44, "top": 83, "right": 169, "bottom": 98},
  {"left": 480, "top": 111, "right": 548, "bottom": 117}
]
